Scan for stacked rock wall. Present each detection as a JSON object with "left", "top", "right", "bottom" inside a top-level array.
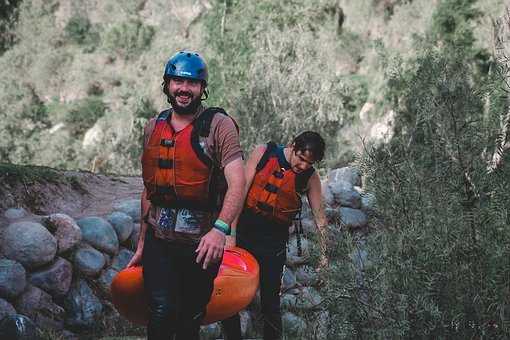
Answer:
[{"left": 0, "top": 166, "right": 375, "bottom": 339}]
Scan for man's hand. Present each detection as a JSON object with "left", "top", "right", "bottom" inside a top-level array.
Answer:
[{"left": 196, "top": 228, "right": 226, "bottom": 269}]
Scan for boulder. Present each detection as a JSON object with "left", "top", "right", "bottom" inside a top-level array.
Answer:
[
  {"left": 15, "top": 285, "right": 65, "bottom": 331},
  {"left": 339, "top": 207, "right": 368, "bottom": 229},
  {"left": 0, "top": 314, "right": 42, "bottom": 340},
  {"left": 110, "top": 248, "right": 134, "bottom": 272},
  {"left": 282, "top": 266, "right": 298, "bottom": 292},
  {"left": 113, "top": 199, "right": 141, "bottom": 222},
  {"left": 2, "top": 221, "right": 57, "bottom": 269},
  {"left": 97, "top": 268, "right": 118, "bottom": 295},
  {"left": 74, "top": 245, "right": 106, "bottom": 277},
  {"left": 328, "top": 167, "right": 362, "bottom": 187},
  {"left": 200, "top": 322, "right": 221, "bottom": 339},
  {"left": 127, "top": 223, "right": 141, "bottom": 250},
  {"left": 286, "top": 235, "right": 310, "bottom": 267},
  {"left": 43, "top": 214, "right": 82, "bottom": 254},
  {"left": 0, "top": 259, "right": 26, "bottom": 299},
  {"left": 282, "top": 311, "right": 306, "bottom": 337},
  {"left": 76, "top": 217, "right": 119, "bottom": 255},
  {"left": 106, "top": 211, "right": 134, "bottom": 243},
  {"left": 0, "top": 298, "right": 16, "bottom": 322},
  {"left": 239, "top": 310, "right": 255, "bottom": 338},
  {"left": 295, "top": 287, "right": 323, "bottom": 310},
  {"left": 326, "top": 180, "right": 361, "bottom": 209},
  {"left": 295, "top": 265, "right": 319, "bottom": 286},
  {"left": 28, "top": 257, "right": 72, "bottom": 297},
  {"left": 64, "top": 279, "right": 103, "bottom": 330},
  {"left": 3, "top": 208, "right": 28, "bottom": 220}
]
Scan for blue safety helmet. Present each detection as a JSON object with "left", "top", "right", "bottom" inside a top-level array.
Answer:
[{"left": 163, "top": 50, "right": 208, "bottom": 85}]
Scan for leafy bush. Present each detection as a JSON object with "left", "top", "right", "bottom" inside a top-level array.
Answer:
[
  {"left": 102, "top": 19, "right": 154, "bottom": 58},
  {"left": 63, "top": 96, "right": 107, "bottom": 136},
  {"left": 64, "top": 15, "right": 100, "bottom": 49}
]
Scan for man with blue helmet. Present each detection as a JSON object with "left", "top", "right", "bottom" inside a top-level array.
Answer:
[{"left": 127, "top": 50, "right": 245, "bottom": 340}]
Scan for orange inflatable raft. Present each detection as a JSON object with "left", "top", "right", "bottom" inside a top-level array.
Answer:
[{"left": 110, "top": 246, "right": 259, "bottom": 325}]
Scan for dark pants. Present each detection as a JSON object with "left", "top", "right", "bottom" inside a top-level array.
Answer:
[
  {"left": 142, "top": 229, "right": 221, "bottom": 340},
  {"left": 222, "top": 237, "right": 286, "bottom": 340}
]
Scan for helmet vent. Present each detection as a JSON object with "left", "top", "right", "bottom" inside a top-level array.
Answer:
[
  {"left": 187, "top": 52, "right": 192, "bottom": 57},
  {"left": 171, "top": 64, "right": 176, "bottom": 70}
]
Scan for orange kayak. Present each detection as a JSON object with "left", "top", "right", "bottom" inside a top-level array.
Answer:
[{"left": 110, "top": 246, "right": 260, "bottom": 325}]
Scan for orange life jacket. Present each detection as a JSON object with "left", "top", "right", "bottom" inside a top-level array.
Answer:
[
  {"left": 245, "top": 142, "right": 315, "bottom": 226},
  {"left": 141, "top": 107, "right": 234, "bottom": 210}
]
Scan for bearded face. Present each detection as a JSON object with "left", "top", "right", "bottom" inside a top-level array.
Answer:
[{"left": 166, "top": 77, "right": 204, "bottom": 115}]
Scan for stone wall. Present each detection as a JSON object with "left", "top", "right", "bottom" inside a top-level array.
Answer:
[{"left": 0, "top": 166, "right": 375, "bottom": 339}]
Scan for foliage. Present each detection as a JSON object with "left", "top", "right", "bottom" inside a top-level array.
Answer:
[
  {"left": 64, "top": 15, "right": 100, "bottom": 50},
  {"left": 324, "top": 1, "right": 510, "bottom": 337},
  {"left": 63, "top": 96, "right": 107, "bottom": 136},
  {"left": 102, "top": 19, "right": 155, "bottom": 59},
  {"left": 0, "top": 0, "right": 21, "bottom": 54}
]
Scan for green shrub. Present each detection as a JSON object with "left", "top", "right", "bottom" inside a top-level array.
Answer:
[
  {"left": 102, "top": 19, "right": 154, "bottom": 58},
  {"left": 63, "top": 96, "right": 107, "bottom": 136}
]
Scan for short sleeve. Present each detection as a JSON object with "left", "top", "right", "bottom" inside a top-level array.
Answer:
[{"left": 208, "top": 114, "right": 243, "bottom": 168}]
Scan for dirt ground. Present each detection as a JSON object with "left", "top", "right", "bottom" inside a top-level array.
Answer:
[{"left": 0, "top": 167, "right": 143, "bottom": 220}]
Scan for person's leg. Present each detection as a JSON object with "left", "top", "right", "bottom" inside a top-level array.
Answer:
[
  {"left": 142, "top": 229, "right": 181, "bottom": 340},
  {"left": 221, "top": 313, "right": 242, "bottom": 340},
  {"left": 258, "top": 249, "right": 286, "bottom": 340},
  {"left": 174, "top": 243, "right": 222, "bottom": 340}
]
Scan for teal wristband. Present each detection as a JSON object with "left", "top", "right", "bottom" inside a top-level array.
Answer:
[{"left": 213, "top": 219, "right": 231, "bottom": 236}]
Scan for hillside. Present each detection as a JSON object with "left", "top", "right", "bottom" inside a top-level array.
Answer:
[{"left": 0, "top": 0, "right": 505, "bottom": 174}]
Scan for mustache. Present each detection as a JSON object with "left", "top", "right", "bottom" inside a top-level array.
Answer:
[{"left": 175, "top": 91, "right": 193, "bottom": 98}]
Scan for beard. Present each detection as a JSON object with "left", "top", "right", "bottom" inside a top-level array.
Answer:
[{"left": 168, "top": 90, "right": 202, "bottom": 116}]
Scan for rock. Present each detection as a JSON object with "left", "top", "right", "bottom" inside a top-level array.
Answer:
[
  {"left": 295, "top": 265, "right": 319, "bottom": 286},
  {"left": 97, "top": 268, "right": 118, "bottom": 295},
  {"left": 298, "top": 217, "right": 316, "bottom": 235},
  {"left": 76, "top": 217, "right": 119, "bottom": 255},
  {"left": 326, "top": 180, "right": 361, "bottom": 209},
  {"left": 0, "top": 298, "right": 16, "bottom": 321},
  {"left": 295, "top": 287, "right": 323, "bottom": 310},
  {"left": 28, "top": 257, "right": 72, "bottom": 297},
  {"left": 200, "top": 322, "right": 221, "bottom": 339},
  {"left": 239, "top": 310, "right": 255, "bottom": 338},
  {"left": 314, "top": 310, "right": 330, "bottom": 339},
  {"left": 281, "top": 293, "right": 298, "bottom": 310},
  {"left": 127, "top": 223, "right": 141, "bottom": 250},
  {"left": 113, "top": 199, "right": 141, "bottom": 222},
  {"left": 339, "top": 207, "right": 368, "bottom": 229},
  {"left": 361, "top": 192, "right": 377, "bottom": 212},
  {"left": 74, "top": 245, "right": 106, "bottom": 277},
  {"left": 328, "top": 167, "right": 362, "bottom": 187},
  {"left": 0, "top": 314, "right": 42, "bottom": 340},
  {"left": 106, "top": 212, "right": 134, "bottom": 243},
  {"left": 3, "top": 221, "right": 57, "bottom": 269},
  {"left": 286, "top": 236, "right": 310, "bottom": 267},
  {"left": 110, "top": 248, "right": 134, "bottom": 272},
  {"left": 15, "top": 285, "right": 65, "bottom": 331},
  {"left": 43, "top": 214, "right": 82, "bottom": 254},
  {"left": 64, "top": 279, "right": 103, "bottom": 330},
  {"left": 282, "top": 266, "right": 298, "bottom": 292},
  {"left": 359, "top": 102, "right": 375, "bottom": 122},
  {"left": 3, "top": 208, "right": 27, "bottom": 220},
  {"left": 0, "top": 259, "right": 26, "bottom": 299},
  {"left": 282, "top": 311, "right": 306, "bottom": 337}
]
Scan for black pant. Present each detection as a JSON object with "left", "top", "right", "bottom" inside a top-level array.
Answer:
[
  {"left": 142, "top": 229, "right": 221, "bottom": 340},
  {"left": 222, "top": 237, "right": 286, "bottom": 340}
]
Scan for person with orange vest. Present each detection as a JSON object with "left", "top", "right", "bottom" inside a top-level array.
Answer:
[
  {"left": 221, "top": 131, "right": 328, "bottom": 340},
  {"left": 126, "top": 50, "right": 245, "bottom": 340}
]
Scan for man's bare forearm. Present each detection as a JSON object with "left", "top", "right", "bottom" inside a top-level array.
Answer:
[{"left": 218, "top": 159, "right": 246, "bottom": 225}]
